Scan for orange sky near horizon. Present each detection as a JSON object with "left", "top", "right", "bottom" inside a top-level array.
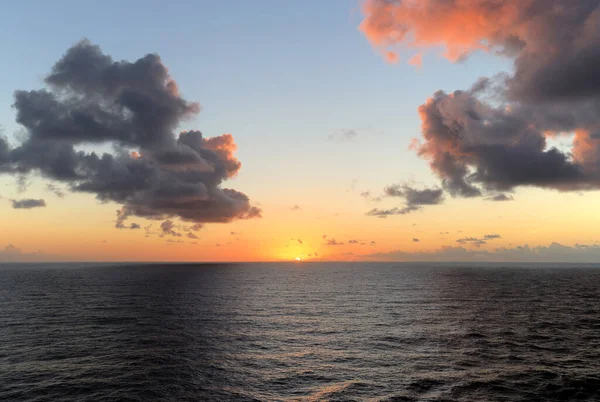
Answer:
[{"left": 2, "top": 176, "right": 600, "bottom": 262}]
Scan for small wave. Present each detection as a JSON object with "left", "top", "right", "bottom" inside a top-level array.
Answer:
[
  {"left": 299, "top": 379, "right": 371, "bottom": 401},
  {"left": 407, "top": 378, "right": 444, "bottom": 393}
]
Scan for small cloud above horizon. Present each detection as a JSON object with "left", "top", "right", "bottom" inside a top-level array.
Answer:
[
  {"left": 367, "top": 184, "right": 443, "bottom": 217},
  {"left": 486, "top": 194, "right": 515, "bottom": 202},
  {"left": 11, "top": 199, "right": 46, "bottom": 209}
]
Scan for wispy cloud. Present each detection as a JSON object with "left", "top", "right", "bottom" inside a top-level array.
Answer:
[
  {"left": 367, "top": 184, "right": 444, "bottom": 217},
  {"left": 456, "top": 237, "right": 487, "bottom": 247},
  {"left": 328, "top": 129, "right": 358, "bottom": 141},
  {"left": 160, "top": 220, "right": 182, "bottom": 237},
  {"left": 486, "top": 194, "right": 514, "bottom": 202},
  {"left": 45, "top": 183, "right": 65, "bottom": 198}
]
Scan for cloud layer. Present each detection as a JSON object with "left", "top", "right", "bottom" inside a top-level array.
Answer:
[
  {"left": 0, "top": 244, "right": 62, "bottom": 262},
  {"left": 366, "top": 242, "right": 600, "bottom": 263},
  {"left": 0, "top": 40, "right": 260, "bottom": 227}
]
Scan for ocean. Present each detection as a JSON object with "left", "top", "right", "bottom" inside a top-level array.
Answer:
[{"left": 1, "top": 262, "right": 599, "bottom": 401}]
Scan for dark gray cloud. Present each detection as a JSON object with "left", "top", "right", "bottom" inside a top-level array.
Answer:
[
  {"left": 160, "top": 220, "right": 181, "bottom": 237},
  {"left": 484, "top": 234, "right": 502, "bottom": 240},
  {"left": 0, "top": 40, "right": 261, "bottom": 228},
  {"left": 367, "top": 184, "right": 443, "bottom": 217},
  {"left": 326, "top": 238, "right": 344, "bottom": 246},
  {"left": 412, "top": 238, "right": 420, "bottom": 242},
  {"left": 187, "top": 232, "right": 198, "bottom": 239},
  {"left": 348, "top": 239, "right": 359, "bottom": 244},
  {"left": 385, "top": 184, "right": 444, "bottom": 204},
  {"left": 290, "top": 204, "right": 301, "bottom": 211},
  {"left": 11, "top": 198, "right": 46, "bottom": 209},
  {"left": 416, "top": 89, "right": 597, "bottom": 195},
  {"left": 362, "top": 0, "right": 600, "bottom": 196},
  {"left": 486, "top": 194, "right": 515, "bottom": 202}
]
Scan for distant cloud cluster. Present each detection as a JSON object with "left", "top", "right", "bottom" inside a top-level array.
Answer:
[
  {"left": 0, "top": 40, "right": 260, "bottom": 229},
  {"left": 366, "top": 242, "right": 600, "bottom": 263},
  {"left": 322, "top": 235, "right": 348, "bottom": 246},
  {"left": 456, "top": 233, "right": 502, "bottom": 248},
  {"left": 0, "top": 244, "right": 61, "bottom": 262}
]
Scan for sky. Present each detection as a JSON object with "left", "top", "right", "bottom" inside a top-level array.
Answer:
[{"left": 1, "top": 0, "right": 600, "bottom": 262}]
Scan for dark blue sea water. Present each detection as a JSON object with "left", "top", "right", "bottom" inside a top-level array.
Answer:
[{"left": 1, "top": 262, "right": 600, "bottom": 401}]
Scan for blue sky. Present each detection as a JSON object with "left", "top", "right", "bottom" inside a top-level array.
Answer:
[{"left": 0, "top": 1, "right": 513, "bottom": 207}]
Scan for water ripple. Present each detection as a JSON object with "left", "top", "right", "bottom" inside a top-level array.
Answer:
[{"left": 1, "top": 262, "right": 600, "bottom": 401}]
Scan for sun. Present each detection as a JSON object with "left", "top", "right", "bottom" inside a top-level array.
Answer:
[{"left": 294, "top": 257, "right": 303, "bottom": 262}]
